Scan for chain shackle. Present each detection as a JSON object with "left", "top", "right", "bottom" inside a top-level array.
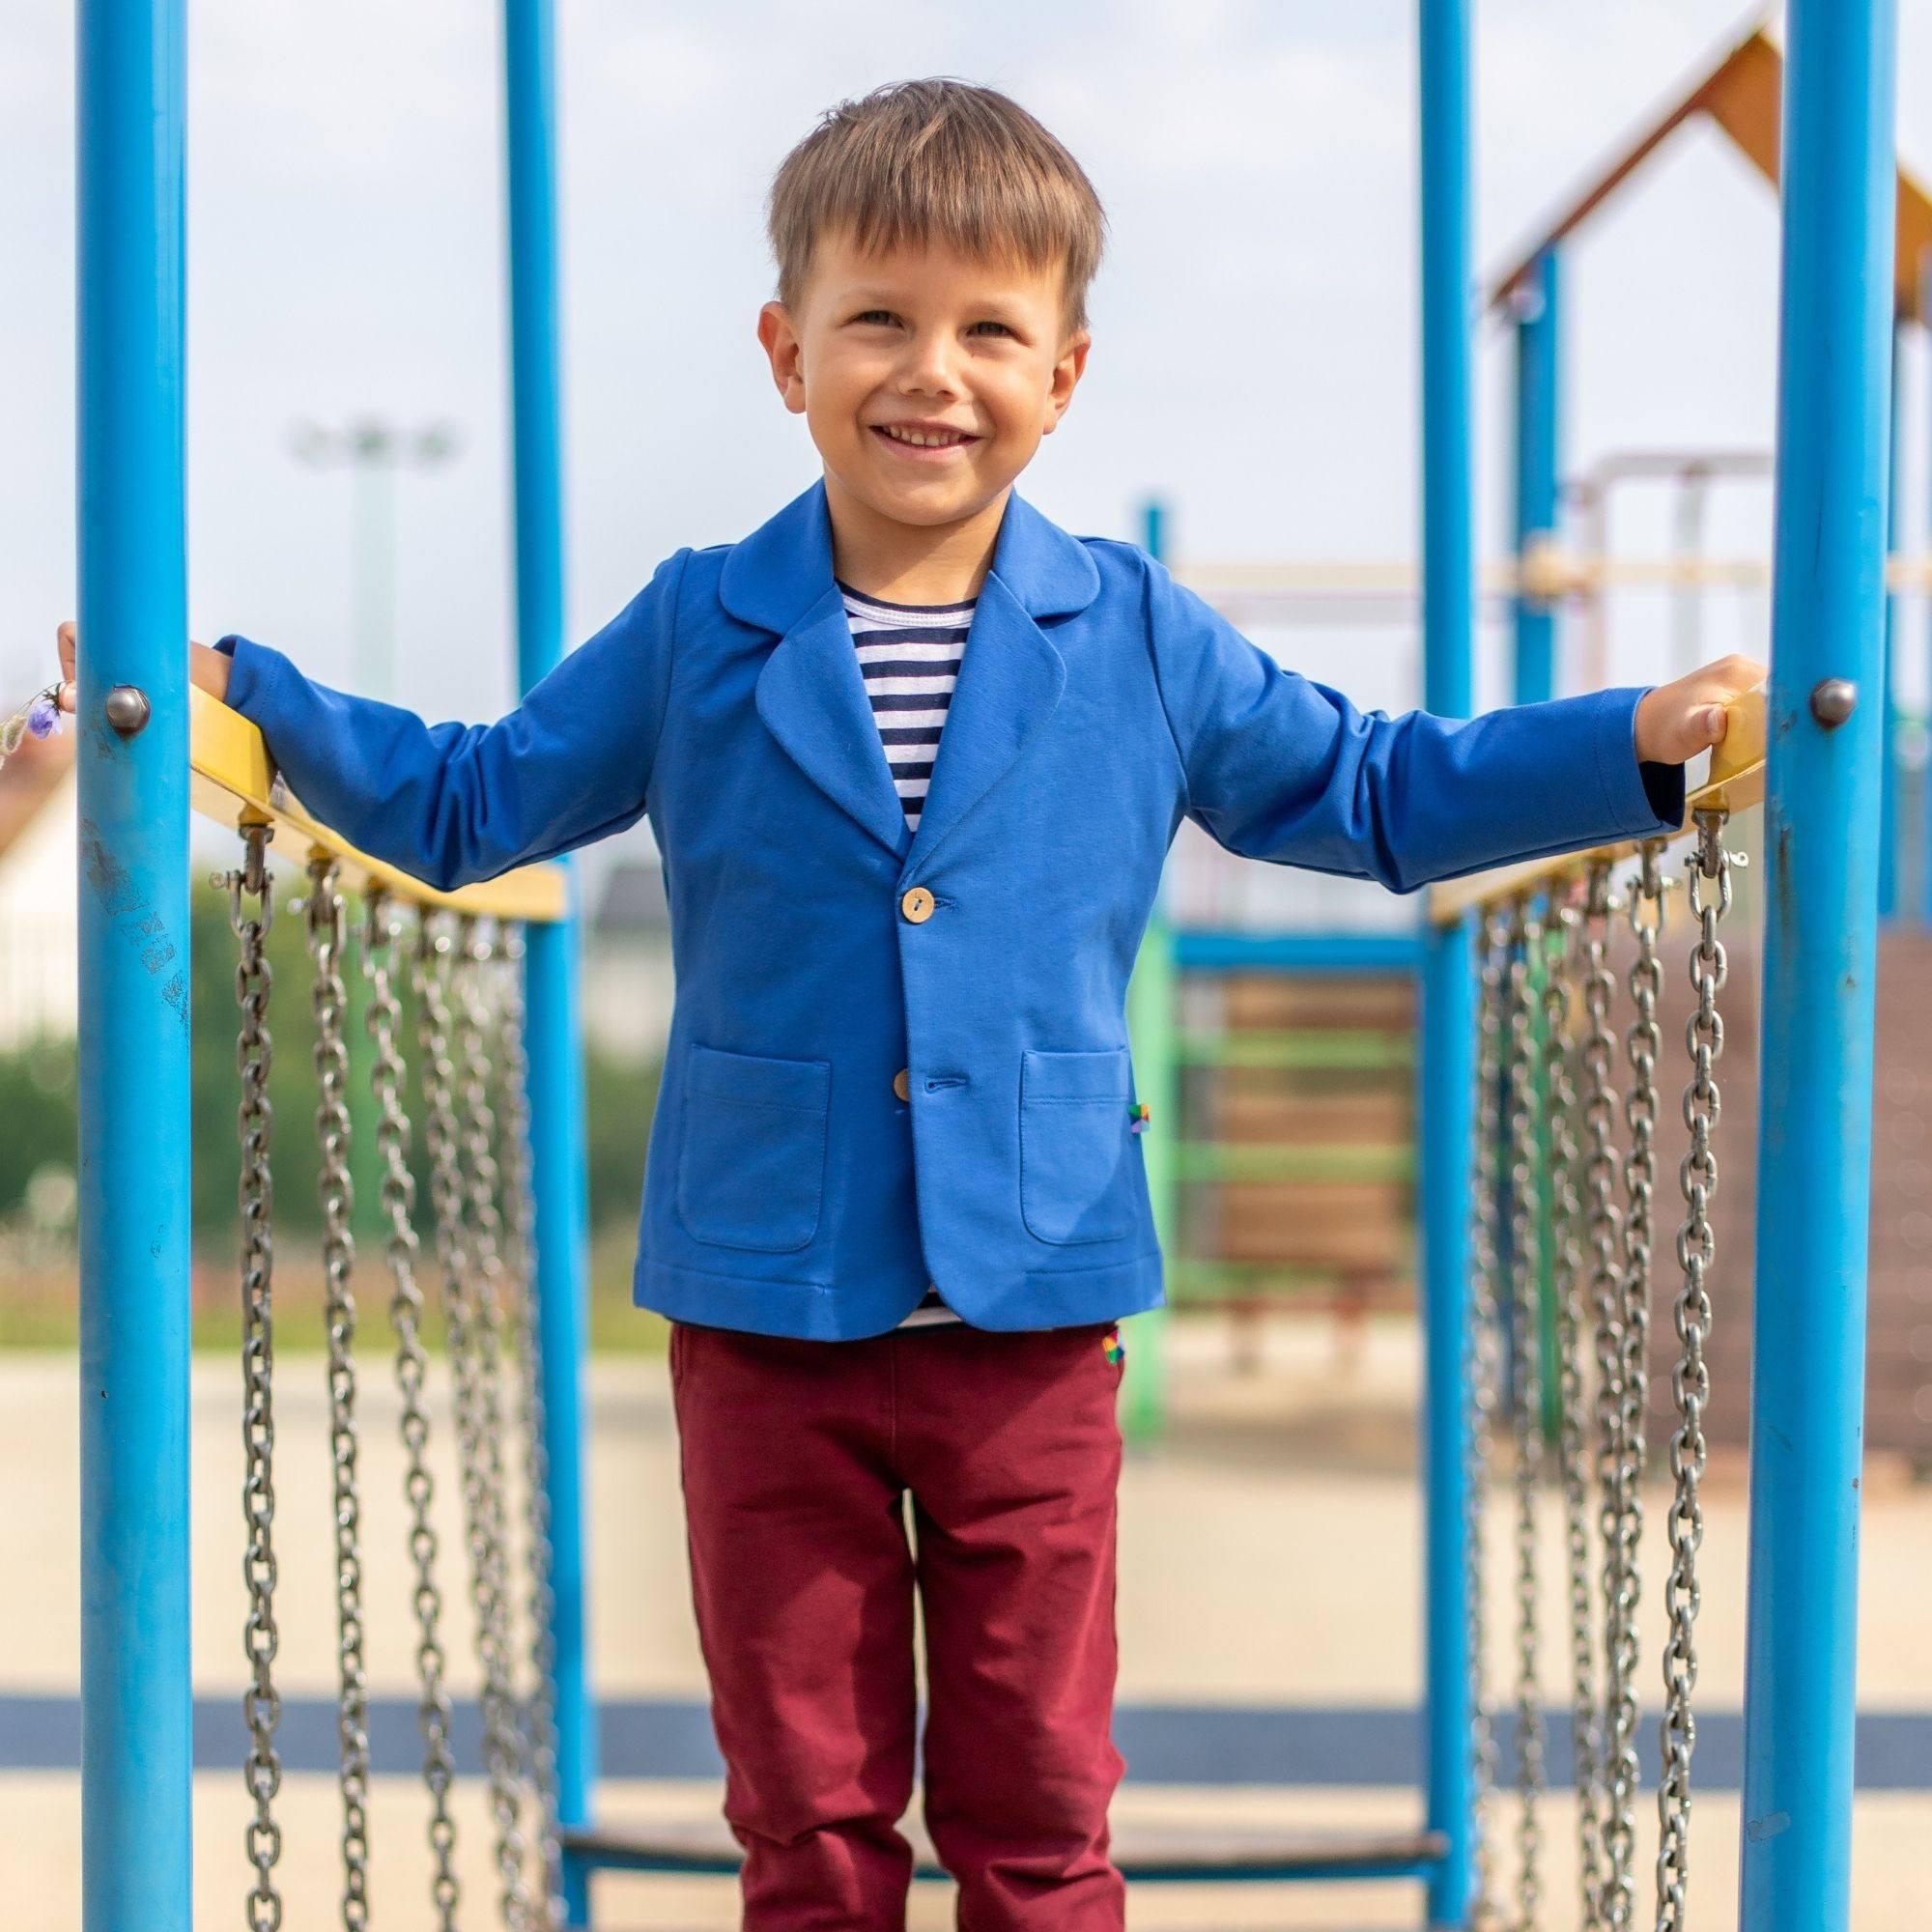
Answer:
[
  {"left": 361, "top": 889, "right": 464, "bottom": 1927},
  {"left": 1652, "top": 812, "right": 1731, "bottom": 1930}
]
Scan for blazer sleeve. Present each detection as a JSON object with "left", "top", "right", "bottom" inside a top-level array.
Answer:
[
  {"left": 220, "top": 549, "right": 689, "bottom": 892},
  {"left": 1142, "top": 555, "right": 1684, "bottom": 892}
]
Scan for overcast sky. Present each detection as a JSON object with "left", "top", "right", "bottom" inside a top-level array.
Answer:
[{"left": 5, "top": 1, "right": 1929, "bottom": 735}]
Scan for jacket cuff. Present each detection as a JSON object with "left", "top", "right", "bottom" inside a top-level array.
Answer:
[
  {"left": 1595, "top": 686, "right": 1685, "bottom": 836},
  {"left": 216, "top": 634, "right": 273, "bottom": 716}
]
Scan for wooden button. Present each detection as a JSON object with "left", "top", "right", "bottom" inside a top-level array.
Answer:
[
  {"left": 893, "top": 1068, "right": 911, "bottom": 1102},
  {"left": 900, "top": 887, "right": 935, "bottom": 923}
]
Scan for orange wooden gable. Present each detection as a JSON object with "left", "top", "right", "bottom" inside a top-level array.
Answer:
[{"left": 1488, "top": 21, "right": 1931, "bottom": 325}]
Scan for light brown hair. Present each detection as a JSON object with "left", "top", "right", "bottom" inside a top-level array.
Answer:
[{"left": 767, "top": 79, "right": 1106, "bottom": 334}]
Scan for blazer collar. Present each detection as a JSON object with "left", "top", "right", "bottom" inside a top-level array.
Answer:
[
  {"left": 740, "top": 478, "right": 1096, "bottom": 867},
  {"left": 720, "top": 477, "right": 1103, "bottom": 635}
]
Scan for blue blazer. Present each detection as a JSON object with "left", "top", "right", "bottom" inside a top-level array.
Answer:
[{"left": 224, "top": 480, "right": 1682, "bottom": 1339}]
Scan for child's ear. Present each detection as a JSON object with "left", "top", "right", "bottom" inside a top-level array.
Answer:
[
  {"left": 1042, "top": 328, "right": 1092, "bottom": 434},
  {"left": 757, "top": 301, "right": 809, "bottom": 415}
]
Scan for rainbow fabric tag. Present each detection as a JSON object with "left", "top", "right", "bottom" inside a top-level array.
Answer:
[
  {"left": 1103, "top": 1326, "right": 1124, "bottom": 1367},
  {"left": 1128, "top": 1102, "right": 1151, "bottom": 1135}
]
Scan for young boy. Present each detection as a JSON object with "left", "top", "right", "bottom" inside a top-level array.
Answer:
[{"left": 61, "top": 77, "right": 1757, "bottom": 1932}]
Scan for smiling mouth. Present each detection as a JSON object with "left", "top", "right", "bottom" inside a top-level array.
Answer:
[{"left": 871, "top": 423, "right": 980, "bottom": 453}]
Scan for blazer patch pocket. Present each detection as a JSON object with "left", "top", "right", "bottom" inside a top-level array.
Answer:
[
  {"left": 678, "top": 1044, "right": 832, "bottom": 1253},
  {"left": 1019, "top": 1046, "right": 1137, "bottom": 1246}
]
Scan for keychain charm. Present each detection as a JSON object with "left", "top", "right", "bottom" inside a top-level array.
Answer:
[{"left": 0, "top": 683, "right": 65, "bottom": 773}]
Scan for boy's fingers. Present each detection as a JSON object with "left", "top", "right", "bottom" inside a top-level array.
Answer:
[{"left": 1704, "top": 704, "right": 1728, "bottom": 744}]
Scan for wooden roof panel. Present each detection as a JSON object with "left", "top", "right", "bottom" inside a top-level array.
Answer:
[{"left": 1489, "top": 23, "right": 1931, "bottom": 325}]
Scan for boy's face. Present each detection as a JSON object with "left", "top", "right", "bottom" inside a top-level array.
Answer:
[{"left": 757, "top": 231, "right": 1090, "bottom": 533}]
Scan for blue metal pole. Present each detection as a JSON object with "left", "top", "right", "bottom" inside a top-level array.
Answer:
[
  {"left": 1739, "top": 0, "right": 1897, "bottom": 1924},
  {"left": 503, "top": 3, "right": 597, "bottom": 1922},
  {"left": 75, "top": 2, "right": 192, "bottom": 1928},
  {"left": 1879, "top": 321, "right": 1903, "bottom": 921},
  {"left": 1418, "top": 2, "right": 1477, "bottom": 1922},
  {"left": 1923, "top": 256, "right": 1932, "bottom": 925},
  {"left": 1511, "top": 248, "right": 1561, "bottom": 707}
]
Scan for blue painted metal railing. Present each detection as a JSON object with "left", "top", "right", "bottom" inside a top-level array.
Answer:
[
  {"left": 75, "top": 3, "right": 193, "bottom": 1930},
  {"left": 1741, "top": 1, "right": 1897, "bottom": 1925}
]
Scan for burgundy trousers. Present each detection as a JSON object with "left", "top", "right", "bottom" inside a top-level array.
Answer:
[{"left": 669, "top": 1316, "right": 1129, "bottom": 1931}]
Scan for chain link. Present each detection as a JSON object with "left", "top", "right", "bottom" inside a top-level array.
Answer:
[
  {"left": 305, "top": 856, "right": 373, "bottom": 1930},
  {"left": 455, "top": 922, "right": 542, "bottom": 1929},
  {"left": 362, "top": 890, "right": 464, "bottom": 1928},
  {"left": 1467, "top": 911, "right": 1512, "bottom": 1925},
  {"left": 225, "top": 825, "right": 284, "bottom": 1932},
  {"left": 1578, "top": 861, "right": 1628, "bottom": 1931},
  {"left": 1505, "top": 895, "right": 1547, "bottom": 1929},
  {"left": 417, "top": 917, "right": 534, "bottom": 1931},
  {"left": 1601, "top": 840, "right": 1669, "bottom": 1928},
  {"left": 1653, "top": 813, "right": 1729, "bottom": 1929},
  {"left": 1541, "top": 894, "right": 1605, "bottom": 1927},
  {"left": 496, "top": 925, "right": 567, "bottom": 1927}
]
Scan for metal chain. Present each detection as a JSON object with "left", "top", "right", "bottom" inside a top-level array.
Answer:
[
  {"left": 1466, "top": 912, "right": 1512, "bottom": 1926},
  {"left": 417, "top": 917, "right": 533, "bottom": 1932},
  {"left": 305, "top": 856, "right": 372, "bottom": 1931},
  {"left": 1541, "top": 894, "right": 1604, "bottom": 1927},
  {"left": 455, "top": 923, "right": 542, "bottom": 1927},
  {"left": 495, "top": 925, "right": 566, "bottom": 1927},
  {"left": 362, "top": 890, "right": 463, "bottom": 1929},
  {"left": 1653, "top": 813, "right": 1730, "bottom": 1930},
  {"left": 225, "top": 824, "right": 283, "bottom": 1932},
  {"left": 1601, "top": 840, "right": 1669, "bottom": 1929},
  {"left": 1505, "top": 895, "right": 1547, "bottom": 1929},
  {"left": 1578, "top": 861, "right": 1628, "bottom": 1931}
]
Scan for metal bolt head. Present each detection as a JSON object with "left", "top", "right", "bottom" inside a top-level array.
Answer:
[
  {"left": 1809, "top": 678, "right": 1858, "bottom": 727},
  {"left": 102, "top": 685, "right": 151, "bottom": 736}
]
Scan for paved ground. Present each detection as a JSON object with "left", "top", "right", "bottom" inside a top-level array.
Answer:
[{"left": 4, "top": 1317, "right": 1927, "bottom": 1928}]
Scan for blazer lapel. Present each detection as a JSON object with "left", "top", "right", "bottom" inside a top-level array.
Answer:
[
  {"left": 902, "top": 573, "right": 1065, "bottom": 872},
  {"left": 726, "top": 478, "right": 1103, "bottom": 871},
  {"left": 755, "top": 587, "right": 913, "bottom": 861}
]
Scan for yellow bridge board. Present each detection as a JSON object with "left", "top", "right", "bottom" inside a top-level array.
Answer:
[{"left": 188, "top": 686, "right": 568, "bottom": 924}]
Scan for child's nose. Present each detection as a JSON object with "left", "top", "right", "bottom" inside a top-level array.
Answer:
[{"left": 897, "top": 330, "right": 963, "bottom": 398}]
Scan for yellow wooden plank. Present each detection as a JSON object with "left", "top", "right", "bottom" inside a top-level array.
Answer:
[
  {"left": 1426, "top": 684, "right": 1768, "bottom": 926},
  {"left": 188, "top": 685, "right": 569, "bottom": 923}
]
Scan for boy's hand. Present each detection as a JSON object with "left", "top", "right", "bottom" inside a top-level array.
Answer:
[
  {"left": 1634, "top": 654, "right": 1768, "bottom": 766},
  {"left": 55, "top": 620, "right": 231, "bottom": 712}
]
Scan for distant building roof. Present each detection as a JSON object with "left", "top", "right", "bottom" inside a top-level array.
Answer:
[
  {"left": 1488, "top": 19, "right": 1932, "bottom": 325},
  {"left": 592, "top": 858, "right": 670, "bottom": 937},
  {"left": 0, "top": 728, "right": 75, "bottom": 867}
]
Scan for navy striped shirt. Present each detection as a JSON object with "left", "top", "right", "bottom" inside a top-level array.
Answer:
[{"left": 838, "top": 582, "right": 974, "bottom": 835}]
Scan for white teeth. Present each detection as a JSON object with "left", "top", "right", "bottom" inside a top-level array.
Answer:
[{"left": 881, "top": 424, "right": 968, "bottom": 448}]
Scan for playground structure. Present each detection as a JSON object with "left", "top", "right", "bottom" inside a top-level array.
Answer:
[
  {"left": 69, "top": 8, "right": 1910, "bottom": 1932},
  {"left": 1129, "top": 15, "right": 1932, "bottom": 1472}
]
